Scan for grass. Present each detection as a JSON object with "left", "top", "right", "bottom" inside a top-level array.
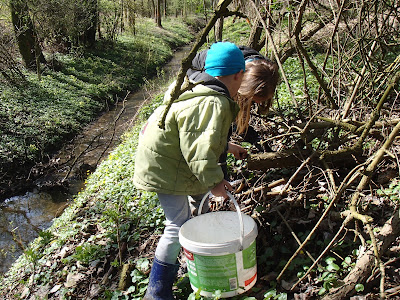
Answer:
[
  {"left": 0, "top": 91, "right": 166, "bottom": 299},
  {"left": 0, "top": 17, "right": 193, "bottom": 198}
]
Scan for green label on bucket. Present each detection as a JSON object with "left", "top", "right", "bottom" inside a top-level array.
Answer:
[
  {"left": 186, "top": 252, "right": 238, "bottom": 292},
  {"left": 242, "top": 240, "right": 257, "bottom": 269}
]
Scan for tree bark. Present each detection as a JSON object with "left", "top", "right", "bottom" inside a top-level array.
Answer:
[
  {"left": 247, "top": 19, "right": 263, "bottom": 51},
  {"left": 247, "top": 149, "right": 364, "bottom": 171},
  {"left": 10, "top": 0, "right": 45, "bottom": 70},
  {"left": 150, "top": 0, "right": 155, "bottom": 20},
  {"left": 156, "top": 0, "right": 162, "bottom": 27},
  {"left": 214, "top": 17, "right": 224, "bottom": 41},
  {"left": 247, "top": 151, "right": 307, "bottom": 170},
  {"left": 81, "top": 0, "right": 98, "bottom": 47}
]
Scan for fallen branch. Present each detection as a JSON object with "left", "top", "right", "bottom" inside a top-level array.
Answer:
[
  {"left": 247, "top": 150, "right": 308, "bottom": 170},
  {"left": 323, "top": 208, "right": 400, "bottom": 300},
  {"left": 247, "top": 148, "right": 361, "bottom": 171}
]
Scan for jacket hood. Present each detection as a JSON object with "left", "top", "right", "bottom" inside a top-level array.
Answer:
[
  {"left": 186, "top": 49, "right": 231, "bottom": 97},
  {"left": 188, "top": 71, "right": 230, "bottom": 97},
  {"left": 239, "top": 45, "right": 265, "bottom": 62},
  {"left": 163, "top": 81, "right": 232, "bottom": 106}
]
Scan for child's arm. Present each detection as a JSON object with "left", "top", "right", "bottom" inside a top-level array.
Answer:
[{"left": 227, "top": 142, "right": 248, "bottom": 159}]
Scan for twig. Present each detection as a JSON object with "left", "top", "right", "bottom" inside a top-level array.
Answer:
[
  {"left": 158, "top": 0, "right": 235, "bottom": 129},
  {"left": 249, "top": 0, "right": 301, "bottom": 117},
  {"left": 280, "top": 152, "right": 317, "bottom": 196},
  {"left": 341, "top": 11, "right": 388, "bottom": 118},
  {"left": 277, "top": 162, "right": 364, "bottom": 282},
  {"left": 321, "top": 70, "right": 400, "bottom": 160},
  {"left": 276, "top": 209, "right": 317, "bottom": 264},
  {"left": 345, "top": 121, "right": 400, "bottom": 299},
  {"left": 95, "top": 91, "right": 131, "bottom": 166},
  {"left": 291, "top": 214, "right": 352, "bottom": 291}
]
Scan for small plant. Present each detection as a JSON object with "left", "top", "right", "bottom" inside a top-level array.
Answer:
[
  {"left": 70, "top": 243, "right": 105, "bottom": 264},
  {"left": 377, "top": 178, "right": 400, "bottom": 202},
  {"left": 124, "top": 258, "right": 151, "bottom": 299},
  {"left": 263, "top": 288, "right": 288, "bottom": 300},
  {"left": 38, "top": 230, "right": 54, "bottom": 246}
]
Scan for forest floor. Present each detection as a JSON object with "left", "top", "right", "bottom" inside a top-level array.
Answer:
[{"left": 1, "top": 98, "right": 398, "bottom": 300}]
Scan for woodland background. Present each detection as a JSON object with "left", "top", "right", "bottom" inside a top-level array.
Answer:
[{"left": 0, "top": 0, "right": 399, "bottom": 299}]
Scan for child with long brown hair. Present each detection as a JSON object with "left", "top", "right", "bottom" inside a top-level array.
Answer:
[{"left": 235, "top": 55, "right": 280, "bottom": 135}]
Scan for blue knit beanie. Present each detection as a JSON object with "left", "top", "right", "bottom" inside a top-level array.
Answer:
[{"left": 205, "top": 42, "right": 245, "bottom": 77}]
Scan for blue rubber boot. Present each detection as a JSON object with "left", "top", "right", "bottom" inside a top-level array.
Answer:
[{"left": 143, "top": 257, "right": 179, "bottom": 300}]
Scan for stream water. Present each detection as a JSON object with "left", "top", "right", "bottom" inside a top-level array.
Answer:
[{"left": 0, "top": 45, "right": 191, "bottom": 275}]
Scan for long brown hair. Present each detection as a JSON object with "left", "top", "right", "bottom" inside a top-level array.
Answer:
[{"left": 235, "top": 59, "right": 280, "bottom": 134}]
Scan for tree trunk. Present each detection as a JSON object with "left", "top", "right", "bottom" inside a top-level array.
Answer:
[
  {"left": 120, "top": 0, "right": 125, "bottom": 32},
  {"left": 214, "top": 17, "right": 224, "bottom": 41},
  {"left": 247, "top": 20, "right": 263, "bottom": 51},
  {"left": 84, "top": 0, "right": 98, "bottom": 47},
  {"left": 128, "top": 0, "right": 136, "bottom": 35},
  {"left": 156, "top": 0, "right": 162, "bottom": 27},
  {"left": 10, "top": 0, "right": 45, "bottom": 70},
  {"left": 150, "top": 0, "right": 155, "bottom": 21}
]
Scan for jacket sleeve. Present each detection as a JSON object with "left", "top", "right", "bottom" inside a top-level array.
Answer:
[{"left": 177, "top": 96, "right": 232, "bottom": 189}]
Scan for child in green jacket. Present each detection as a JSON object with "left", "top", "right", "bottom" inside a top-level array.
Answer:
[{"left": 134, "top": 42, "right": 247, "bottom": 300}]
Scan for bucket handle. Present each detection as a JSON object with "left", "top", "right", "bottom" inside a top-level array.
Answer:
[{"left": 198, "top": 191, "right": 244, "bottom": 251}]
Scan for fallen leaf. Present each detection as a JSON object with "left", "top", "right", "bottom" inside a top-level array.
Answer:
[
  {"left": 89, "top": 284, "right": 101, "bottom": 298},
  {"left": 49, "top": 284, "right": 62, "bottom": 294},
  {"left": 64, "top": 272, "right": 85, "bottom": 288},
  {"left": 21, "top": 287, "right": 30, "bottom": 299}
]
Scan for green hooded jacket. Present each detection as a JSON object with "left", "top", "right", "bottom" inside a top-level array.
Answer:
[{"left": 133, "top": 83, "right": 239, "bottom": 195}]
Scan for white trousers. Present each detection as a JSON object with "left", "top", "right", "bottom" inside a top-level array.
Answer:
[{"left": 154, "top": 193, "right": 208, "bottom": 264}]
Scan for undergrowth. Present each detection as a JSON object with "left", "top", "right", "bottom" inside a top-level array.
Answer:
[{"left": 0, "top": 17, "right": 192, "bottom": 199}]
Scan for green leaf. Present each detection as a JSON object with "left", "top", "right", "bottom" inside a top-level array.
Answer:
[
  {"left": 318, "top": 287, "right": 327, "bottom": 295},
  {"left": 187, "top": 294, "right": 196, "bottom": 300},
  {"left": 297, "top": 271, "right": 305, "bottom": 278},
  {"left": 326, "top": 263, "right": 340, "bottom": 272},
  {"left": 264, "top": 289, "right": 277, "bottom": 299},
  {"left": 355, "top": 283, "right": 364, "bottom": 292},
  {"left": 136, "top": 258, "right": 150, "bottom": 272},
  {"left": 212, "top": 290, "right": 222, "bottom": 299},
  {"left": 276, "top": 293, "right": 288, "bottom": 300},
  {"left": 325, "top": 257, "right": 336, "bottom": 264}
]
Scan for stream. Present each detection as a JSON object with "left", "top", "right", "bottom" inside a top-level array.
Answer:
[{"left": 0, "top": 45, "right": 191, "bottom": 275}]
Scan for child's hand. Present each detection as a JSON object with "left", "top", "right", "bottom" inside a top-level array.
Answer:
[
  {"left": 211, "top": 179, "right": 233, "bottom": 199},
  {"left": 227, "top": 142, "right": 248, "bottom": 159}
]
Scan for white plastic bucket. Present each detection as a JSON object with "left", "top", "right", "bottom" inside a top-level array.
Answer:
[{"left": 179, "top": 192, "right": 258, "bottom": 298}]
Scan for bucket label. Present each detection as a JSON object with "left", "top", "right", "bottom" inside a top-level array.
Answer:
[
  {"left": 185, "top": 251, "right": 238, "bottom": 292},
  {"left": 242, "top": 240, "right": 257, "bottom": 269}
]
